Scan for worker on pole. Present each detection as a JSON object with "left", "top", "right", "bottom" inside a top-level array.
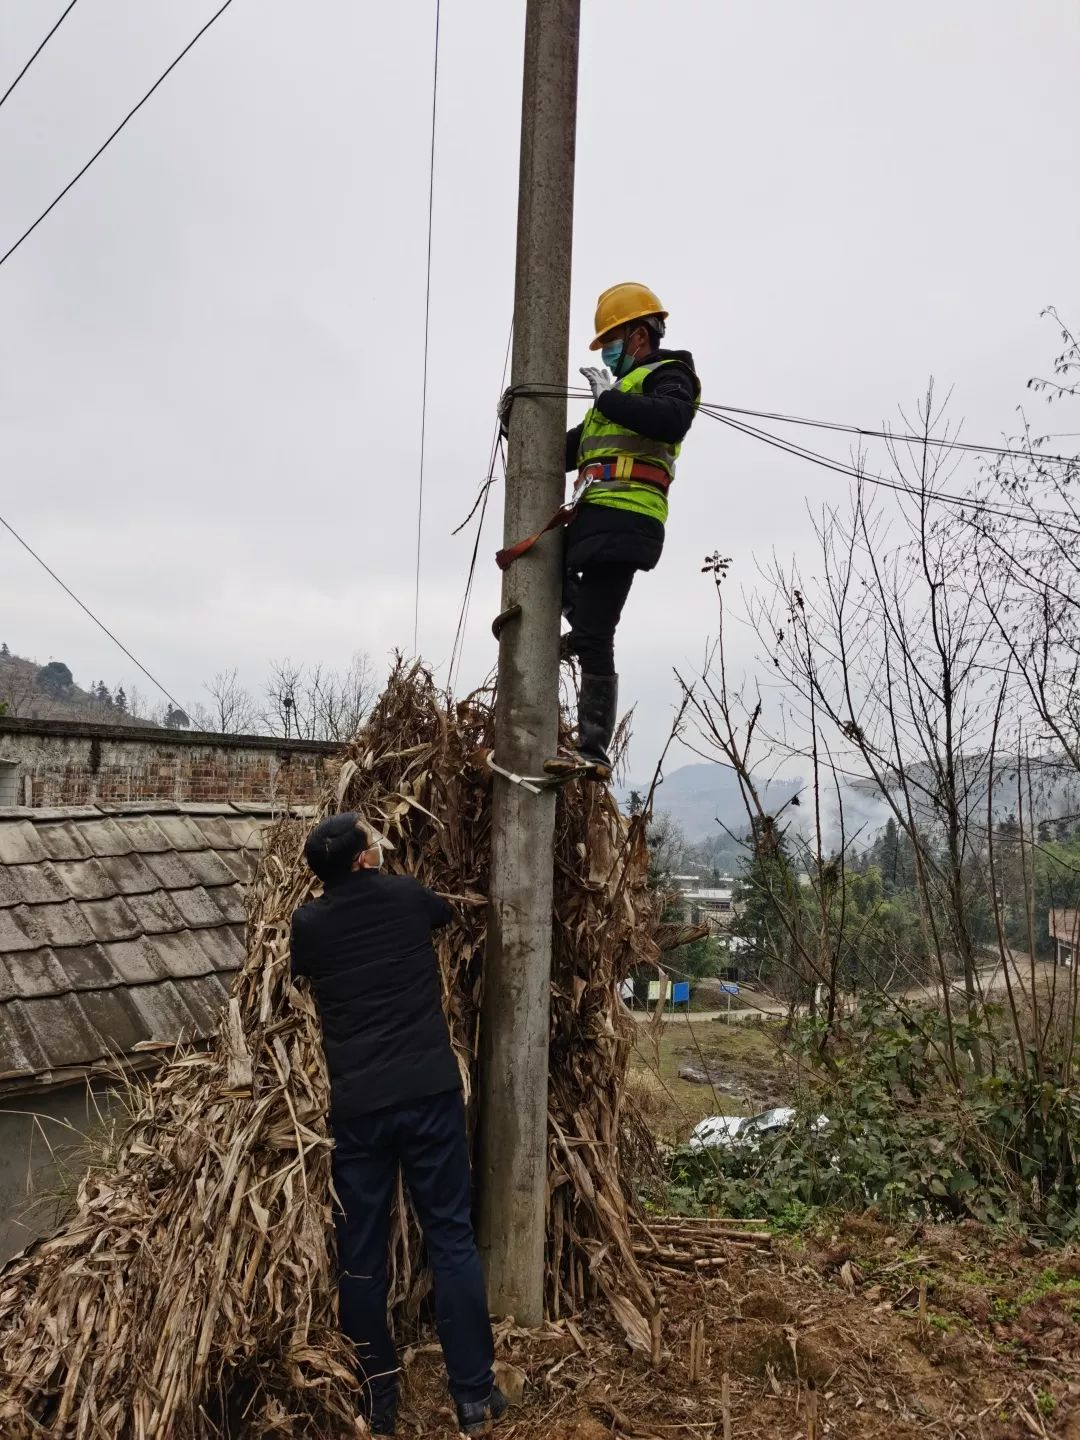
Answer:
[
  {"left": 290, "top": 814, "right": 507, "bottom": 1438},
  {"left": 498, "top": 282, "right": 699, "bottom": 778}
]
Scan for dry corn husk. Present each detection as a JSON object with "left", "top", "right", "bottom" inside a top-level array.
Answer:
[{"left": 0, "top": 661, "right": 666, "bottom": 1437}]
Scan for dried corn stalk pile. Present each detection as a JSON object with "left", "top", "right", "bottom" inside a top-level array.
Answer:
[{"left": 0, "top": 662, "right": 667, "bottom": 1439}]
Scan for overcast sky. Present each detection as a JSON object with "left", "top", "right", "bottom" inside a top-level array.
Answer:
[{"left": 2, "top": 0, "right": 1078, "bottom": 771}]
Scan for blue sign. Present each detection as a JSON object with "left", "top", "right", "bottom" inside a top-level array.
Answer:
[
  {"left": 721, "top": 982, "right": 740, "bottom": 996},
  {"left": 673, "top": 981, "right": 691, "bottom": 1004}
]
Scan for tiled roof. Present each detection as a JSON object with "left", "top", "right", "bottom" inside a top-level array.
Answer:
[{"left": 0, "top": 802, "right": 296, "bottom": 1093}]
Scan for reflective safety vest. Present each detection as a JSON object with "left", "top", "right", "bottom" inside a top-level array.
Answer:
[{"left": 575, "top": 358, "right": 700, "bottom": 525}]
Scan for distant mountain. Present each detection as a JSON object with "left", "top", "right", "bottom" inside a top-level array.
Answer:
[
  {"left": 0, "top": 648, "right": 144, "bottom": 726},
  {"left": 625, "top": 762, "right": 803, "bottom": 843},
  {"left": 630, "top": 750, "right": 1080, "bottom": 853}
]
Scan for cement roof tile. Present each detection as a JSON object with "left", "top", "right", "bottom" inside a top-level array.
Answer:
[
  {"left": 170, "top": 972, "right": 230, "bottom": 1035},
  {"left": 190, "top": 925, "right": 245, "bottom": 973},
  {"left": 208, "top": 885, "right": 247, "bottom": 926},
  {"left": 121, "top": 980, "right": 203, "bottom": 1046},
  {"left": 172, "top": 802, "right": 249, "bottom": 817},
  {"left": 100, "top": 937, "right": 166, "bottom": 986},
  {"left": 137, "top": 850, "right": 202, "bottom": 892},
  {"left": 11, "top": 993, "right": 103, "bottom": 1072},
  {"left": 0, "top": 807, "right": 100, "bottom": 822},
  {"left": 166, "top": 886, "right": 230, "bottom": 930},
  {"left": 123, "top": 890, "right": 187, "bottom": 937},
  {"left": 0, "top": 961, "right": 18, "bottom": 1004},
  {"left": 228, "top": 818, "right": 266, "bottom": 851},
  {"left": 92, "top": 801, "right": 186, "bottom": 816},
  {"left": 178, "top": 849, "right": 236, "bottom": 889},
  {"left": 28, "top": 901, "right": 96, "bottom": 950},
  {"left": 46, "top": 857, "right": 117, "bottom": 904},
  {"left": 216, "top": 849, "right": 258, "bottom": 883},
  {"left": 4, "top": 949, "right": 70, "bottom": 998},
  {"left": 78, "top": 896, "right": 143, "bottom": 945},
  {"left": 146, "top": 815, "right": 207, "bottom": 852},
  {"left": 0, "top": 822, "right": 47, "bottom": 866},
  {"left": 0, "top": 907, "right": 37, "bottom": 954},
  {"left": 143, "top": 930, "right": 223, "bottom": 979},
  {"left": 75, "top": 987, "right": 153, "bottom": 1058},
  {"left": 0, "top": 861, "right": 69, "bottom": 908},
  {"left": 0, "top": 1001, "right": 50, "bottom": 1078},
  {"left": 66, "top": 818, "right": 134, "bottom": 859},
  {"left": 51, "top": 943, "right": 119, "bottom": 992},
  {"left": 102, "top": 815, "right": 171, "bottom": 855},
  {"left": 188, "top": 815, "right": 248, "bottom": 851},
  {"left": 31, "top": 820, "right": 93, "bottom": 862},
  {"left": 95, "top": 852, "right": 165, "bottom": 898}
]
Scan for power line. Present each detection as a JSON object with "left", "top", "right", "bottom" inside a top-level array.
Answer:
[
  {"left": 0, "top": 0, "right": 80, "bottom": 114},
  {"left": 514, "top": 382, "right": 1079, "bottom": 469},
  {"left": 701, "top": 400, "right": 1080, "bottom": 468},
  {"left": 448, "top": 322, "right": 514, "bottom": 693},
  {"left": 0, "top": 0, "right": 237, "bottom": 273},
  {"left": 0, "top": 511, "right": 184, "bottom": 710},
  {"left": 413, "top": 0, "right": 441, "bottom": 656},
  {"left": 699, "top": 407, "right": 1080, "bottom": 538},
  {"left": 508, "top": 383, "right": 1080, "bottom": 536}
]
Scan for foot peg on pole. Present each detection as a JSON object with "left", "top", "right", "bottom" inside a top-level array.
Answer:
[{"left": 492, "top": 603, "right": 522, "bottom": 640}]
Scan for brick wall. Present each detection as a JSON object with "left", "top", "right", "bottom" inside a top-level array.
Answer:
[{"left": 0, "top": 717, "right": 340, "bottom": 809}]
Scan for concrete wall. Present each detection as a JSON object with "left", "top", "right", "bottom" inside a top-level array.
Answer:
[
  {"left": 0, "top": 1083, "right": 125, "bottom": 1263},
  {"left": 0, "top": 716, "right": 338, "bottom": 808}
]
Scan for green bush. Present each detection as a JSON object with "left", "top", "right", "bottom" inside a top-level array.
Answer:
[{"left": 666, "top": 999, "right": 1080, "bottom": 1237}]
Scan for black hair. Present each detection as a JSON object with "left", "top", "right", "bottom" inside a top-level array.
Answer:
[{"left": 303, "top": 812, "right": 373, "bottom": 885}]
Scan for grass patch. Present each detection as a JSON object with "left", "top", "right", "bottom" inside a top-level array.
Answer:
[{"left": 629, "top": 1017, "right": 788, "bottom": 1144}]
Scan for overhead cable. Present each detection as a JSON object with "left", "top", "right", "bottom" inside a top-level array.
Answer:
[
  {"left": 0, "top": 0, "right": 237, "bottom": 273},
  {"left": 0, "top": 0, "right": 80, "bottom": 114},
  {"left": 448, "top": 321, "right": 514, "bottom": 693},
  {"left": 699, "top": 408, "right": 1080, "bottom": 538},
  {"left": 0, "top": 511, "right": 185, "bottom": 710},
  {"left": 413, "top": 0, "right": 441, "bottom": 656},
  {"left": 506, "top": 384, "right": 1080, "bottom": 536},
  {"left": 700, "top": 400, "right": 1079, "bottom": 467}
]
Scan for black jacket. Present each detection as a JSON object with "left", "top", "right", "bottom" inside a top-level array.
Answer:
[
  {"left": 564, "top": 347, "right": 699, "bottom": 572},
  {"left": 290, "top": 870, "right": 459, "bottom": 1119}
]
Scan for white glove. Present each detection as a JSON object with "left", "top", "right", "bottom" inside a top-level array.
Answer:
[{"left": 580, "top": 366, "right": 614, "bottom": 402}]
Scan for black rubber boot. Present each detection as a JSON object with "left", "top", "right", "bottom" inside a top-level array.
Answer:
[
  {"left": 576, "top": 672, "right": 618, "bottom": 774},
  {"left": 456, "top": 1384, "right": 508, "bottom": 1436},
  {"left": 368, "top": 1399, "right": 396, "bottom": 1437},
  {"left": 362, "top": 1380, "right": 397, "bottom": 1436}
]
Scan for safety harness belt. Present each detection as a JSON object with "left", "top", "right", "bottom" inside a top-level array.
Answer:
[{"left": 495, "top": 460, "right": 671, "bottom": 571}]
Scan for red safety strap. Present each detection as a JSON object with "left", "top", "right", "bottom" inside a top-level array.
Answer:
[{"left": 495, "top": 503, "right": 577, "bottom": 571}]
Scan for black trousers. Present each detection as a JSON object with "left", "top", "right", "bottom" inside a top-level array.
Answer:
[
  {"left": 331, "top": 1089, "right": 494, "bottom": 1411},
  {"left": 563, "top": 561, "right": 637, "bottom": 676}
]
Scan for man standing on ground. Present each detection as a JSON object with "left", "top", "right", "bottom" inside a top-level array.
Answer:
[{"left": 291, "top": 813, "right": 506, "bottom": 1438}]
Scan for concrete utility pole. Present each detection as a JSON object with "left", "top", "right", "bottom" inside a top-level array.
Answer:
[{"left": 477, "top": 0, "right": 580, "bottom": 1327}]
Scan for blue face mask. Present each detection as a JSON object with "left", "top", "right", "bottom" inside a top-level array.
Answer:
[{"left": 601, "top": 339, "right": 630, "bottom": 378}]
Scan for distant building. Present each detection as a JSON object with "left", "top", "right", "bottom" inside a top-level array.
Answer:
[
  {"left": 1049, "top": 909, "right": 1079, "bottom": 967},
  {"left": 683, "top": 887, "right": 738, "bottom": 929}
]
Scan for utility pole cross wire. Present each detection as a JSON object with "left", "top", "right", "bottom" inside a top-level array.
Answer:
[{"left": 476, "top": 0, "right": 580, "bottom": 1326}]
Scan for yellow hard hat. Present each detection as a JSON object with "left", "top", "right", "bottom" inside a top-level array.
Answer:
[{"left": 589, "top": 281, "right": 668, "bottom": 351}]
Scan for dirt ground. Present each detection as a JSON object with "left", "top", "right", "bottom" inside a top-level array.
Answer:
[
  {"left": 394, "top": 1215, "right": 1080, "bottom": 1438},
  {"left": 387, "top": 1006, "right": 1080, "bottom": 1438}
]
